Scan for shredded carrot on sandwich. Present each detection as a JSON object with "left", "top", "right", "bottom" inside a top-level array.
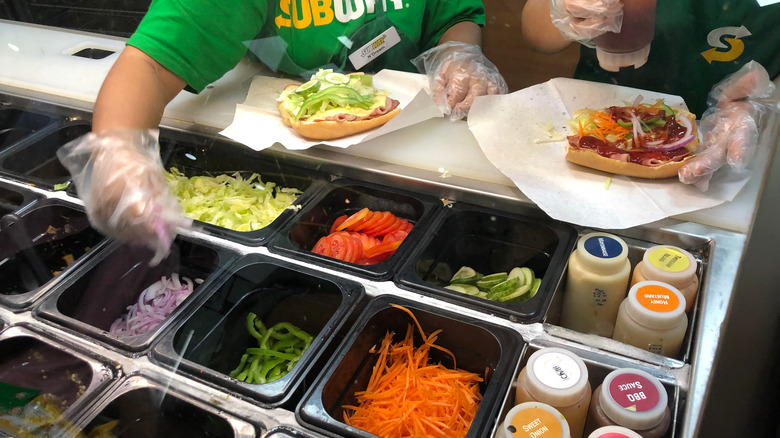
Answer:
[{"left": 343, "top": 304, "right": 484, "bottom": 438}]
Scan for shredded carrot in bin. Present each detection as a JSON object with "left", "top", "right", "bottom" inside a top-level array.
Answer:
[{"left": 342, "top": 304, "right": 484, "bottom": 438}]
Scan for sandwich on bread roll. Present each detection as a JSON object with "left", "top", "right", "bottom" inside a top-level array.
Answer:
[
  {"left": 277, "top": 69, "right": 400, "bottom": 140},
  {"left": 565, "top": 99, "right": 699, "bottom": 179}
]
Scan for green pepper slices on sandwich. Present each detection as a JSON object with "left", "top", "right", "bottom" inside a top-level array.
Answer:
[{"left": 277, "top": 69, "right": 401, "bottom": 140}]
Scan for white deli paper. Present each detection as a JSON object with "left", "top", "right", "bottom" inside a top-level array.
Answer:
[
  {"left": 219, "top": 69, "right": 442, "bottom": 151},
  {"left": 467, "top": 78, "right": 751, "bottom": 229}
]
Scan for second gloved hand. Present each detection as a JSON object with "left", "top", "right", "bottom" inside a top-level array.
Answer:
[
  {"left": 550, "top": 0, "right": 623, "bottom": 46},
  {"left": 412, "top": 41, "right": 508, "bottom": 121},
  {"left": 57, "top": 129, "right": 191, "bottom": 265}
]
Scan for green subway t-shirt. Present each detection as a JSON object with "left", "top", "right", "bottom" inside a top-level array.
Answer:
[
  {"left": 127, "top": 0, "right": 485, "bottom": 92},
  {"left": 574, "top": 0, "right": 780, "bottom": 117}
]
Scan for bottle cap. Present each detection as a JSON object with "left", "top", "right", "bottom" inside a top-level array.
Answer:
[
  {"left": 639, "top": 245, "right": 698, "bottom": 289},
  {"left": 523, "top": 347, "right": 590, "bottom": 407},
  {"left": 624, "top": 281, "right": 687, "bottom": 329},
  {"left": 587, "top": 425, "right": 643, "bottom": 438},
  {"left": 599, "top": 368, "right": 669, "bottom": 430},
  {"left": 503, "top": 401, "right": 571, "bottom": 438},
  {"left": 576, "top": 232, "right": 629, "bottom": 274},
  {"left": 596, "top": 44, "right": 651, "bottom": 72}
]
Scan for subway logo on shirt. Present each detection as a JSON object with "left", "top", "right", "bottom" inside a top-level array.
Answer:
[{"left": 275, "top": 0, "right": 406, "bottom": 28}]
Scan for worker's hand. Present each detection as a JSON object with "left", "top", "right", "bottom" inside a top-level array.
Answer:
[
  {"left": 549, "top": 0, "right": 623, "bottom": 46},
  {"left": 678, "top": 61, "right": 776, "bottom": 191},
  {"left": 57, "top": 129, "right": 191, "bottom": 265},
  {"left": 412, "top": 42, "right": 508, "bottom": 121}
]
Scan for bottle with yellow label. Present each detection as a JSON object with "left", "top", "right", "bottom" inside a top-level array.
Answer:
[
  {"left": 630, "top": 245, "right": 699, "bottom": 312},
  {"left": 612, "top": 281, "right": 688, "bottom": 357},
  {"left": 502, "top": 401, "right": 571, "bottom": 438},
  {"left": 561, "top": 232, "right": 631, "bottom": 338}
]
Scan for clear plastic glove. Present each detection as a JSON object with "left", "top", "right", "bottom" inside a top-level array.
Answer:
[
  {"left": 550, "top": 0, "right": 623, "bottom": 46},
  {"left": 678, "top": 61, "right": 776, "bottom": 191},
  {"left": 412, "top": 41, "right": 508, "bottom": 121},
  {"left": 57, "top": 129, "right": 191, "bottom": 265}
]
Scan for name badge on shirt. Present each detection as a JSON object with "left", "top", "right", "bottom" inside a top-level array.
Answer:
[{"left": 349, "top": 26, "right": 401, "bottom": 70}]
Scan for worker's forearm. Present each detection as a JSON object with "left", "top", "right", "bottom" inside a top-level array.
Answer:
[
  {"left": 521, "top": 0, "right": 572, "bottom": 53},
  {"left": 92, "top": 46, "right": 186, "bottom": 133},
  {"left": 438, "top": 21, "right": 482, "bottom": 47}
]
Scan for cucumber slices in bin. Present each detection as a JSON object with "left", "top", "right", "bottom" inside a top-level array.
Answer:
[{"left": 445, "top": 265, "right": 541, "bottom": 304}]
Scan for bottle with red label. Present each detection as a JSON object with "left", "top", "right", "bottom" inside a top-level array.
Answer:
[
  {"left": 502, "top": 401, "right": 572, "bottom": 438},
  {"left": 587, "top": 425, "right": 643, "bottom": 438},
  {"left": 612, "top": 281, "right": 688, "bottom": 357},
  {"left": 630, "top": 245, "right": 699, "bottom": 312},
  {"left": 584, "top": 368, "right": 671, "bottom": 438},
  {"left": 515, "top": 347, "right": 592, "bottom": 438}
]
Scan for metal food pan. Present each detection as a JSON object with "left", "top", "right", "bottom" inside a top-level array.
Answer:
[
  {"left": 395, "top": 201, "right": 577, "bottom": 323},
  {"left": 269, "top": 179, "right": 443, "bottom": 281},
  {"left": 0, "top": 119, "right": 90, "bottom": 189},
  {"left": 545, "top": 226, "right": 711, "bottom": 367},
  {"left": 157, "top": 127, "right": 330, "bottom": 247},
  {"left": 34, "top": 235, "right": 236, "bottom": 354},
  {"left": 151, "top": 253, "right": 365, "bottom": 408},
  {"left": 0, "top": 179, "right": 41, "bottom": 217},
  {"left": 0, "top": 104, "right": 60, "bottom": 155},
  {"left": 0, "top": 200, "right": 106, "bottom": 310},
  {"left": 490, "top": 338, "right": 685, "bottom": 438},
  {"left": 297, "top": 294, "right": 523, "bottom": 438},
  {"left": 75, "top": 373, "right": 258, "bottom": 437},
  {"left": 0, "top": 324, "right": 117, "bottom": 430}
]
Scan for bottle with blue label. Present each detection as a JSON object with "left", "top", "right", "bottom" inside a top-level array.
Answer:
[{"left": 560, "top": 232, "right": 631, "bottom": 337}]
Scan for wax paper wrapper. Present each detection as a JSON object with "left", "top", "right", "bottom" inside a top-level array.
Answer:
[
  {"left": 467, "top": 78, "right": 751, "bottom": 229},
  {"left": 219, "top": 69, "right": 442, "bottom": 151}
]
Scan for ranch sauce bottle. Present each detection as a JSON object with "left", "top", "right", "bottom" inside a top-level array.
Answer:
[
  {"left": 502, "top": 401, "right": 571, "bottom": 438},
  {"left": 630, "top": 245, "right": 699, "bottom": 312},
  {"left": 515, "top": 348, "right": 592, "bottom": 438},
  {"left": 612, "top": 281, "right": 688, "bottom": 357},
  {"left": 584, "top": 368, "right": 671, "bottom": 438},
  {"left": 561, "top": 233, "right": 631, "bottom": 337}
]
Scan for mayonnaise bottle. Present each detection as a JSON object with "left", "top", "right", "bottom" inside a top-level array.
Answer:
[
  {"left": 584, "top": 368, "right": 671, "bottom": 438},
  {"left": 612, "top": 281, "right": 688, "bottom": 357},
  {"left": 502, "top": 401, "right": 572, "bottom": 438},
  {"left": 560, "top": 232, "right": 631, "bottom": 338},
  {"left": 630, "top": 245, "right": 699, "bottom": 312},
  {"left": 515, "top": 348, "right": 592, "bottom": 438}
]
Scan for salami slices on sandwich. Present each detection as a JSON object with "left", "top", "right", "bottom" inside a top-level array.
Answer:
[{"left": 565, "top": 99, "right": 699, "bottom": 179}]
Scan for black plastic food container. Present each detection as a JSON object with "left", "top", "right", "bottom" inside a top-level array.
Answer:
[
  {"left": 35, "top": 236, "right": 234, "bottom": 353},
  {"left": 297, "top": 294, "right": 523, "bottom": 438},
  {"left": 77, "top": 374, "right": 258, "bottom": 437},
  {"left": 0, "top": 180, "right": 39, "bottom": 216},
  {"left": 0, "top": 325, "right": 116, "bottom": 427},
  {"left": 158, "top": 128, "right": 327, "bottom": 246},
  {"left": 151, "top": 253, "right": 364, "bottom": 407},
  {"left": 396, "top": 202, "right": 577, "bottom": 323},
  {"left": 0, "top": 120, "right": 90, "bottom": 189},
  {"left": 0, "top": 201, "right": 105, "bottom": 310},
  {"left": 492, "top": 339, "right": 684, "bottom": 438},
  {"left": 0, "top": 106, "right": 57, "bottom": 153},
  {"left": 270, "top": 179, "right": 441, "bottom": 280}
]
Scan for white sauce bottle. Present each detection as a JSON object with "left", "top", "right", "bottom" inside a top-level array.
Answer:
[
  {"left": 612, "top": 281, "right": 688, "bottom": 357},
  {"left": 515, "top": 348, "right": 592, "bottom": 438},
  {"left": 561, "top": 232, "right": 631, "bottom": 337},
  {"left": 630, "top": 245, "right": 699, "bottom": 312}
]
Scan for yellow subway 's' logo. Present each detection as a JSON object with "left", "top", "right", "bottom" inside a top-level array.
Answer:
[
  {"left": 700, "top": 25, "right": 751, "bottom": 64},
  {"left": 275, "top": 0, "right": 405, "bottom": 29}
]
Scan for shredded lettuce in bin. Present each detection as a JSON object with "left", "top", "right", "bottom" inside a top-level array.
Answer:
[{"left": 164, "top": 168, "right": 302, "bottom": 232}]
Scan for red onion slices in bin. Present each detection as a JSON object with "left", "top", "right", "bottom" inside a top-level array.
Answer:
[{"left": 109, "top": 273, "right": 203, "bottom": 337}]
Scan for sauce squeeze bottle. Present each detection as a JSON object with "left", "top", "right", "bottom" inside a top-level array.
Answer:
[
  {"left": 593, "top": 0, "right": 657, "bottom": 71},
  {"left": 630, "top": 245, "right": 699, "bottom": 312}
]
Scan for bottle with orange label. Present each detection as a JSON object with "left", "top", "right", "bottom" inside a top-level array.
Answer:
[
  {"left": 630, "top": 245, "right": 699, "bottom": 312},
  {"left": 502, "top": 401, "right": 572, "bottom": 438},
  {"left": 612, "top": 281, "right": 688, "bottom": 357}
]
